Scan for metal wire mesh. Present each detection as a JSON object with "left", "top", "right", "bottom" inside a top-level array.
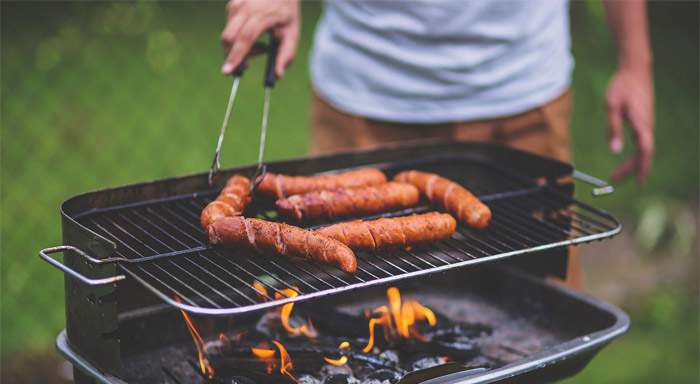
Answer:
[{"left": 73, "top": 156, "right": 620, "bottom": 315}]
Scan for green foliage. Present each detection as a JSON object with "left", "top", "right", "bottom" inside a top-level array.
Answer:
[{"left": 562, "top": 285, "right": 699, "bottom": 384}]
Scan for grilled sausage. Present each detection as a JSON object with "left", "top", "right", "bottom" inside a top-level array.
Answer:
[
  {"left": 200, "top": 174, "right": 252, "bottom": 230},
  {"left": 256, "top": 168, "right": 387, "bottom": 199},
  {"left": 393, "top": 170, "right": 491, "bottom": 229},
  {"left": 315, "top": 212, "right": 456, "bottom": 252},
  {"left": 208, "top": 217, "right": 357, "bottom": 274},
  {"left": 275, "top": 182, "right": 420, "bottom": 221}
]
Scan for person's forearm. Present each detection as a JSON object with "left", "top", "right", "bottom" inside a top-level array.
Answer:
[{"left": 602, "top": 0, "right": 652, "bottom": 72}]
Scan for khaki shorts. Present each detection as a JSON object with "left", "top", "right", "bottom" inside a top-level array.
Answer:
[{"left": 309, "top": 90, "right": 583, "bottom": 290}]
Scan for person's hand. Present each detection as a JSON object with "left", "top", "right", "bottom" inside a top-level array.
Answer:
[
  {"left": 605, "top": 64, "right": 654, "bottom": 185},
  {"left": 221, "top": 0, "right": 300, "bottom": 78}
]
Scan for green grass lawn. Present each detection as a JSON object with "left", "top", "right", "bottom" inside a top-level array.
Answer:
[{"left": 1, "top": 1, "right": 697, "bottom": 382}]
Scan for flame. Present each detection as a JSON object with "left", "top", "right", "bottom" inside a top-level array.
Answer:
[
  {"left": 324, "top": 341, "right": 350, "bottom": 366},
  {"left": 217, "top": 333, "right": 230, "bottom": 355},
  {"left": 362, "top": 306, "right": 393, "bottom": 353},
  {"left": 253, "top": 282, "right": 268, "bottom": 301},
  {"left": 252, "top": 348, "right": 276, "bottom": 359},
  {"left": 363, "top": 287, "right": 437, "bottom": 351},
  {"left": 175, "top": 297, "right": 214, "bottom": 379},
  {"left": 275, "top": 288, "right": 314, "bottom": 336},
  {"left": 251, "top": 341, "right": 275, "bottom": 374},
  {"left": 271, "top": 340, "right": 298, "bottom": 383},
  {"left": 324, "top": 356, "right": 349, "bottom": 365}
]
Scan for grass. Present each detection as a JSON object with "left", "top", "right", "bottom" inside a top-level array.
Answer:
[{"left": 1, "top": 1, "right": 698, "bottom": 382}]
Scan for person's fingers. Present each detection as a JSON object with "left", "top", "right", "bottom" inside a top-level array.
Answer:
[
  {"left": 633, "top": 124, "right": 654, "bottom": 186},
  {"left": 625, "top": 101, "right": 655, "bottom": 185},
  {"left": 274, "top": 25, "right": 299, "bottom": 78},
  {"left": 610, "top": 156, "right": 637, "bottom": 182},
  {"left": 605, "top": 94, "right": 624, "bottom": 154},
  {"left": 222, "top": 16, "right": 268, "bottom": 74}
]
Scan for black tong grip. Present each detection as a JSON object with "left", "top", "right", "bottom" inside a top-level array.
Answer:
[{"left": 264, "top": 34, "right": 280, "bottom": 88}]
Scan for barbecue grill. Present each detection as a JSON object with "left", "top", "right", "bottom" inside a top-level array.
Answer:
[{"left": 41, "top": 141, "right": 628, "bottom": 383}]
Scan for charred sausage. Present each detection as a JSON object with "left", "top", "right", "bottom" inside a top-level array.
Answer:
[{"left": 208, "top": 217, "right": 357, "bottom": 274}]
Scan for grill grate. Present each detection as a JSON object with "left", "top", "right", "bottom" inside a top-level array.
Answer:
[{"left": 74, "top": 155, "right": 620, "bottom": 315}]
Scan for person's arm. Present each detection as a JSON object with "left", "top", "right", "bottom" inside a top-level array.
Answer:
[
  {"left": 221, "top": 0, "right": 300, "bottom": 78},
  {"left": 602, "top": 0, "right": 654, "bottom": 185}
]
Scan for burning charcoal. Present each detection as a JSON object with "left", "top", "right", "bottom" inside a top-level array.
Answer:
[
  {"left": 410, "top": 356, "right": 446, "bottom": 371},
  {"left": 361, "top": 369, "right": 402, "bottom": 384},
  {"left": 322, "top": 374, "right": 361, "bottom": 384},
  {"left": 296, "top": 303, "right": 368, "bottom": 338},
  {"left": 320, "top": 363, "right": 354, "bottom": 377},
  {"left": 298, "top": 374, "right": 322, "bottom": 384}
]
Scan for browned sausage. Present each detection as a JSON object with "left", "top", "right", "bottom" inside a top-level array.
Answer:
[
  {"left": 275, "top": 182, "right": 420, "bottom": 221},
  {"left": 315, "top": 212, "right": 456, "bottom": 252},
  {"left": 255, "top": 168, "right": 387, "bottom": 199},
  {"left": 200, "top": 174, "right": 252, "bottom": 230},
  {"left": 208, "top": 217, "right": 357, "bottom": 274},
  {"left": 393, "top": 170, "right": 491, "bottom": 229}
]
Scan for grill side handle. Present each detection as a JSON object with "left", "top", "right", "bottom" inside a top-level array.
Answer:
[
  {"left": 39, "top": 245, "right": 126, "bottom": 286},
  {"left": 572, "top": 170, "right": 615, "bottom": 196}
]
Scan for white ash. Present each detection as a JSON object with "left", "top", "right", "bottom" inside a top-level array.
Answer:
[
  {"left": 298, "top": 374, "right": 322, "bottom": 384},
  {"left": 411, "top": 356, "right": 446, "bottom": 370},
  {"left": 378, "top": 350, "right": 399, "bottom": 365},
  {"left": 320, "top": 363, "right": 354, "bottom": 377}
]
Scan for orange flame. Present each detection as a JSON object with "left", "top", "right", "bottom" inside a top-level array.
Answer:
[
  {"left": 275, "top": 288, "right": 315, "bottom": 337},
  {"left": 271, "top": 340, "right": 298, "bottom": 383},
  {"left": 324, "top": 356, "right": 349, "bottom": 366},
  {"left": 362, "top": 306, "right": 394, "bottom": 353},
  {"left": 175, "top": 297, "right": 214, "bottom": 379},
  {"left": 253, "top": 282, "right": 268, "bottom": 301},
  {"left": 252, "top": 348, "right": 276, "bottom": 359},
  {"left": 324, "top": 341, "right": 350, "bottom": 366},
  {"left": 251, "top": 341, "right": 275, "bottom": 374},
  {"left": 363, "top": 288, "right": 437, "bottom": 351}
]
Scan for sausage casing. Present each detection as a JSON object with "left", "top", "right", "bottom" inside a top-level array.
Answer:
[
  {"left": 200, "top": 174, "right": 252, "bottom": 230},
  {"left": 393, "top": 170, "right": 491, "bottom": 229},
  {"left": 275, "top": 182, "right": 420, "bottom": 221},
  {"left": 208, "top": 217, "right": 357, "bottom": 274},
  {"left": 315, "top": 212, "right": 456, "bottom": 252},
  {"left": 256, "top": 168, "right": 387, "bottom": 199}
]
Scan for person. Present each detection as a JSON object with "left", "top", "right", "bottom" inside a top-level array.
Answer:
[{"left": 220, "top": 0, "right": 654, "bottom": 289}]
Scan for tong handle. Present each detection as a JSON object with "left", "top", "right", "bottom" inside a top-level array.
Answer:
[
  {"left": 233, "top": 59, "right": 247, "bottom": 77},
  {"left": 264, "top": 35, "right": 280, "bottom": 88},
  {"left": 39, "top": 245, "right": 127, "bottom": 286}
]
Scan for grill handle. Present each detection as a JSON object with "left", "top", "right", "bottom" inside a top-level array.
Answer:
[
  {"left": 39, "top": 245, "right": 126, "bottom": 286},
  {"left": 572, "top": 170, "right": 614, "bottom": 196}
]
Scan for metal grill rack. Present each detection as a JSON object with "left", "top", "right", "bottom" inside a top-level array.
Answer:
[{"left": 59, "top": 155, "right": 620, "bottom": 315}]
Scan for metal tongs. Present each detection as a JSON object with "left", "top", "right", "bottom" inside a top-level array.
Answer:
[{"left": 208, "top": 33, "right": 280, "bottom": 196}]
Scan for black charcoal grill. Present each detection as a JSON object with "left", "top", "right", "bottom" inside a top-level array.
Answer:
[{"left": 41, "top": 141, "right": 629, "bottom": 383}]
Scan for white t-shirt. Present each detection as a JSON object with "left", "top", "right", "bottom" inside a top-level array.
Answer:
[{"left": 310, "top": 0, "right": 573, "bottom": 123}]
